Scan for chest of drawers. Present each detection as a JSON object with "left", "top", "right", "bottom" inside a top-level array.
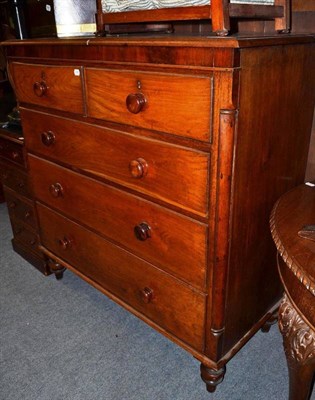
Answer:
[{"left": 3, "top": 35, "right": 315, "bottom": 394}]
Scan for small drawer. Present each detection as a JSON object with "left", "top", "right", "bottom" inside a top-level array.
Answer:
[
  {"left": 85, "top": 68, "right": 212, "bottom": 141},
  {"left": 29, "top": 155, "right": 207, "bottom": 290},
  {"left": 0, "top": 161, "right": 30, "bottom": 197},
  {"left": 4, "top": 188, "right": 37, "bottom": 229},
  {"left": 22, "top": 109, "right": 209, "bottom": 216},
  {"left": 11, "top": 218, "right": 39, "bottom": 250},
  {"left": 10, "top": 62, "right": 84, "bottom": 114},
  {"left": 37, "top": 203, "right": 206, "bottom": 351},
  {"left": 0, "top": 137, "right": 24, "bottom": 166}
]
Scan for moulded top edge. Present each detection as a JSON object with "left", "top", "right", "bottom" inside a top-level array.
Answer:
[{"left": 1, "top": 34, "right": 314, "bottom": 49}]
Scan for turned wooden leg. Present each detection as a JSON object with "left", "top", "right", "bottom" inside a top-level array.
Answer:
[
  {"left": 278, "top": 294, "right": 315, "bottom": 400},
  {"left": 261, "top": 309, "right": 279, "bottom": 333},
  {"left": 200, "top": 364, "right": 226, "bottom": 393}
]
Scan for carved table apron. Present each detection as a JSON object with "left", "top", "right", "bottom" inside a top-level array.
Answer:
[{"left": 270, "top": 183, "right": 315, "bottom": 400}]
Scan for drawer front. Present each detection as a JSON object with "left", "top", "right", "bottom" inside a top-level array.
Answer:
[
  {"left": 85, "top": 68, "right": 212, "bottom": 141},
  {"left": 37, "top": 203, "right": 206, "bottom": 351},
  {"left": 29, "top": 155, "right": 207, "bottom": 290},
  {"left": 4, "top": 188, "right": 37, "bottom": 229},
  {"left": 22, "top": 109, "right": 209, "bottom": 216},
  {"left": 10, "top": 63, "right": 84, "bottom": 114},
  {"left": 11, "top": 218, "right": 39, "bottom": 251},
  {"left": 0, "top": 161, "right": 30, "bottom": 197},
  {"left": 0, "top": 137, "right": 24, "bottom": 166}
]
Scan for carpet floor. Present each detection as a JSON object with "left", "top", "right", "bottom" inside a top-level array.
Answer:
[{"left": 1, "top": 202, "right": 314, "bottom": 400}]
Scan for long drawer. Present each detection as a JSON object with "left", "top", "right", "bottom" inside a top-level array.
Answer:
[
  {"left": 0, "top": 137, "right": 25, "bottom": 167},
  {"left": 21, "top": 109, "right": 209, "bottom": 216},
  {"left": 5, "top": 188, "right": 37, "bottom": 229},
  {"left": 10, "top": 62, "right": 84, "bottom": 114},
  {"left": 11, "top": 218, "right": 39, "bottom": 252},
  {"left": 0, "top": 161, "right": 30, "bottom": 197},
  {"left": 85, "top": 68, "right": 212, "bottom": 141},
  {"left": 29, "top": 155, "right": 207, "bottom": 290},
  {"left": 37, "top": 203, "right": 206, "bottom": 351}
]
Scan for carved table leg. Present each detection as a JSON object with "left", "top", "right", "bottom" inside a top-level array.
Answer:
[
  {"left": 200, "top": 364, "right": 226, "bottom": 393},
  {"left": 278, "top": 294, "right": 315, "bottom": 400}
]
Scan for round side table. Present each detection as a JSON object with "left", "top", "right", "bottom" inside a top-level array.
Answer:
[{"left": 270, "top": 183, "right": 315, "bottom": 400}]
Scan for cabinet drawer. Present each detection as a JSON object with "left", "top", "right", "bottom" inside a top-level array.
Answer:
[
  {"left": 4, "top": 188, "right": 37, "bottom": 229},
  {"left": 85, "top": 68, "right": 212, "bottom": 141},
  {"left": 0, "top": 137, "right": 24, "bottom": 166},
  {"left": 11, "top": 218, "right": 39, "bottom": 251},
  {"left": 37, "top": 203, "right": 206, "bottom": 351},
  {"left": 10, "top": 63, "right": 84, "bottom": 114},
  {"left": 29, "top": 155, "right": 207, "bottom": 290},
  {"left": 0, "top": 161, "right": 30, "bottom": 197},
  {"left": 22, "top": 109, "right": 209, "bottom": 216}
]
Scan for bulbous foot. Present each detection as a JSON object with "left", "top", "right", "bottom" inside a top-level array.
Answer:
[
  {"left": 200, "top": 364, "right": 226, "bottom": 393},
  {"left": 261, "top": 309, "right": 278, "bottom": 333},
  {"left": 47, "top": 259, "right": 66, "bottom": 280}
]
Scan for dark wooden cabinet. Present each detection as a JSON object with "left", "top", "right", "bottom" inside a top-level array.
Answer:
[
  {"left": 2, "top": 34, "right": 315, "bottom": 394},
  {"left": 0, "top": 127, "right": 50, "bottom": 275}
]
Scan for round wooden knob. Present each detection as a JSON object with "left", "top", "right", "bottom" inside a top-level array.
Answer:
[
  {"left": 9, "top": 201, "right": 16, "bottom": 209},
  {"left": 58, "top": 237, "right": 72, "bottom": 250},
  {"left": 24, "top": 210, "right": 31, "bottom": 219},
  {"left": 41, "top": 131, "right": 55, "bottom": 146},
  {"left": 140, "top": 287, "right": 154, "bottom": 304},
  {"left": 129, "top": 158, "right": 148, "bottom": 179},
  {"left": 49, "top": 183, "right": 63, "bottom": 198},
  {"left": 18, "top": 181, "right": 25, "bottom": 188},
  {"left": 126, "top": 93, "right": 146, "bottom": 114},
  {"left": 11, "top": 151, "right": 19, "bottom": 160},
  {"left": 134, "top": 222, "right": 151, "bottom": 241},
  {"left": 33, "top": 81, "right": 48, "bottom": 97}
]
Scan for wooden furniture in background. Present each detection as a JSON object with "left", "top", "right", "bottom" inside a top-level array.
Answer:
[
  {"left": 0, "top": 126, "right": 50, "bottom": 275},
  {"left": 270, "top": 184, "right": 315, "bottom": 400},
  {"left": 96, "top": 0, "right": 290, "bottom": 36},
  {"left": 2, "top": 34, "right": 315, "bottom": 395}
]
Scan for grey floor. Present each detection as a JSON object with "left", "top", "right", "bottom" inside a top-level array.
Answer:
[{"left": 1, "top": 202, "right": 314, "bottom": 400}]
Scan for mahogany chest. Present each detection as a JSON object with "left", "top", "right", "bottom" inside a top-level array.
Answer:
[{"left": 3, "top": 34, "right": 315, "bottom": 394}]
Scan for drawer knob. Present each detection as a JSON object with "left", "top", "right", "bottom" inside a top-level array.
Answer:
[
  {"left": 49, "top": 183, "right": 63, "bottom": 198},
  {"left": 41, "top": 131, "right": 55, "bottom": 146},
  {"left": 9, "top": 201, "right": 17, "bottom": 209},
  {"left": 134, "top": 222, "right": 151, "bottom": 241},
  {"left": 140, "top": 287, "right": 154, "bottom": 304},
  {"left": 24, "top": 210, "right": 31, "bottom": 219},
  {"left": 129, "top": 158, "right": 148, "bottom": 179},
  {"left": 58, "top": 237, "right": 72, "bottom": 250},
  {"left": 33, "top": 81, "right": 48, "bottom": 97},
  {"left": 126, "top": 93, "right": 146, "bottom": 114},
  {"left": 11, "top": 151, "right": 20, "bottom": 160}
]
